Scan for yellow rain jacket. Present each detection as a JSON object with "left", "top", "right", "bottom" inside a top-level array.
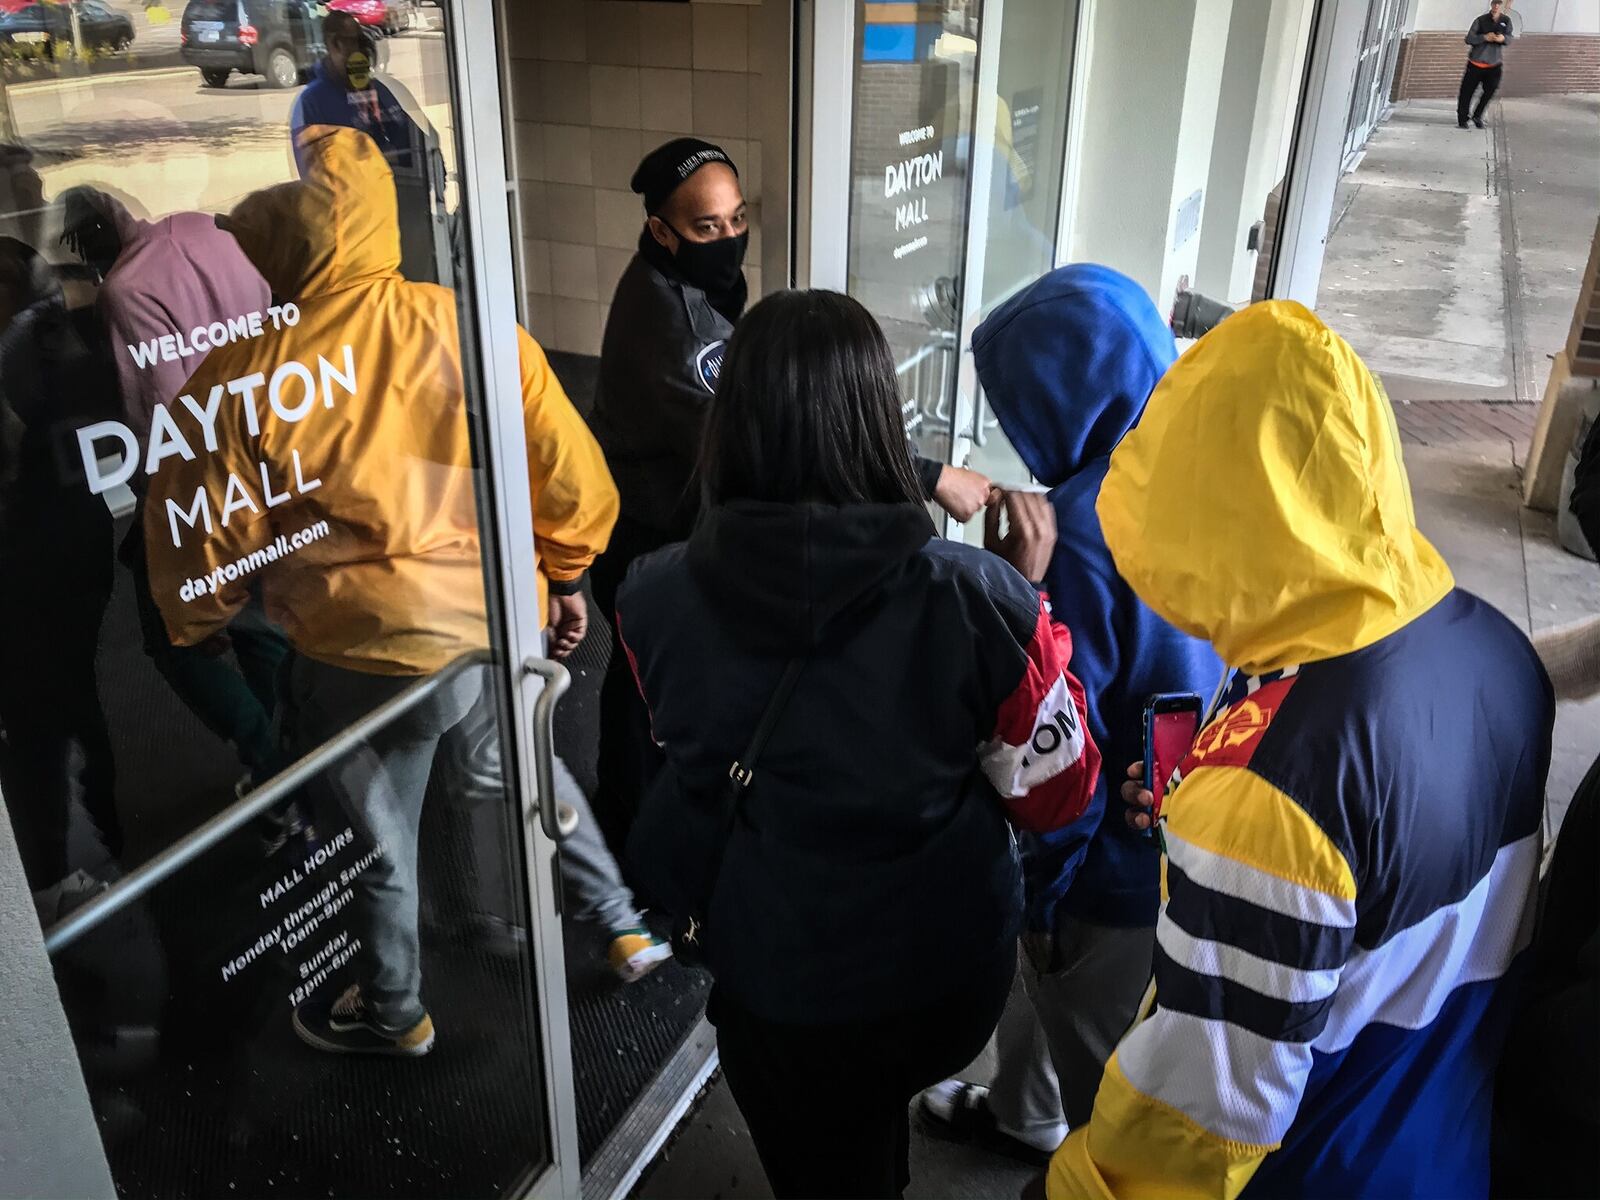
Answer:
[
  {"left": 1049, "top": 303, "right": 1549, "bottom": 1199},
  {"left": 144, "top": 126, "right": 616, "bottom": 675}
]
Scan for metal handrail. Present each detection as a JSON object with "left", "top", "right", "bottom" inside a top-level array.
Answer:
[{"left": 42, "top": 650, "right": 493, "bottom": 956}]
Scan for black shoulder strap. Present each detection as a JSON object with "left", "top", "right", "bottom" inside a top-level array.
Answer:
[{"left": 728, "top": 658, "right": 805, "bottom": 790}]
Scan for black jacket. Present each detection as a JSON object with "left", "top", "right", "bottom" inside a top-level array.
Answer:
[
  {"left": 591, "top": 241, "right": 948, "bottom": 541},
  {"left": 617, "top": 501, "right": 1100, "bottom": 1024},
  {"left": 591, "top": 246, "right": 736, "bottom": 540}
]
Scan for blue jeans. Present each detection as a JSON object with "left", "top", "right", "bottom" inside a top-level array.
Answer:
[{"left": 285, "top": 655, "right": 480, "bottom": 1032}]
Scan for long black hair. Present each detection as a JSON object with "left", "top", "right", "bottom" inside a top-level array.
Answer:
[{"left": 700, "top": 288, "right": 925, "bottom": 508}]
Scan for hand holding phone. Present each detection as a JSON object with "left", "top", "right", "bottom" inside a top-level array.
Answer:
[{"left": 1142, "top": 693, "right": 1203, "bottom": 844}]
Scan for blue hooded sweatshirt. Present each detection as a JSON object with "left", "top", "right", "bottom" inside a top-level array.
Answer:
[{"left": 973, "top": 264, "right": 1223, "bottom": 930}]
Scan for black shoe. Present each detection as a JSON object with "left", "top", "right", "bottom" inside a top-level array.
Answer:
[
  {"left": 292, "top": 984, "right": 435, "bottom": 1056},
  {"left": 1458, "top": 121, "right": 1470, "bottom": 129},
  {"left": 918, "top": 1081, "right": 1058, "bottom": 1167},
  {"left": 1473, "top": 116, "right": 1485, "bottom": 129}
]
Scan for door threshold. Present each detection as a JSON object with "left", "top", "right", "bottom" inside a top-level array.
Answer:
[{"left": 580, "top": 1016, "right": 719, "bottom": 1200}]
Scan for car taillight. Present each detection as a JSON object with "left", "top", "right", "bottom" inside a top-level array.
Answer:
[{"left": 238, "top": 22, "right": 257, "bottom": 44}]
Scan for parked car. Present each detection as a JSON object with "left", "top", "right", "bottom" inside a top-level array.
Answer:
[
  {"left": 180, "top": 0, "right": 320, "bottom": 89},
  {"left": 0, "top": 1, "right": 135, "bottom": 55},
  {"left": 327, "top": 0, "right": 414, "bottom": 35}
]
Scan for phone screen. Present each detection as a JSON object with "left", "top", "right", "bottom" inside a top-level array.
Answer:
[{"left": 1145, "top": 695, "right": 1203, "bottom": 824}]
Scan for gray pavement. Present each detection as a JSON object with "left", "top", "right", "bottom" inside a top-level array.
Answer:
[{"left": 1320, "top": 94, "right": 1600, "bottom": 404}]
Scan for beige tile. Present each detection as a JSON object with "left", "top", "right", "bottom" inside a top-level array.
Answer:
[
  {"left": 550, "top": 241, "right": 599, "bottom": 301},
  {"left": 600, "top": 303, "right": 612, "bottom": 341},
  {"left": 747, "top": 213, "right": 762, "bottom": 260},
  {"left": 522, "top": 237, "right": 552, "bottom": 294},
  {"left": 638, "top": 1, "right": 692, "bottom": 67},
  {"left": 718, "top": 137, "right": 749, "bottom": 179},
  {"left": 745, "top": 264, "right": 763, "bottom": 298},
  {"left": 536, "top": 1, "right": 586, "bottom": 62},
  {"left": 692, "top": 4, "right": 747, "bottom": 71},
  {"left": 743, "top": 138, "right": 762, "bottom": 201},
  {"left": 693, "top": 70, "right": 748, "bottom": 139},
  {"left": 542, "top": 124, "right": 593, "bottom": 186},
  {"left": 539, "top": 61, "right": 591, "bottom": 126},
  {"left": 587, "top": 0, "right": 639, "bottom": 65},
  {"left": 595, "top": 187, "right": 645, "bottom": 250},
  {"left": 555, "top": 299, "right": 603, "bottom": 356},
  {"left": 596, "top": 246, "right": 634, "bottom": 301},
  {"left": 509, "top": 60, "right": 545, "bottom": 121},
  {"left": 590, "top": 65, "right": 641, "bottom": 130},
  {"left": 518, "top": 181, "right": 550, "bottom": 240},
  {"left": 546, "top": 183, "right": 597, "bottom": 244},
  {"left": 512, "top": 121, "right": 546, "bottom": 182},
  {"left": 639, "top": 68, "right": 695, "bottom": 135},
  {"left": 525, "top": 292, "right": 559, "bottom": 343},
  {"left": 591, "top": 126, "right": 642, "bottom": 191}
]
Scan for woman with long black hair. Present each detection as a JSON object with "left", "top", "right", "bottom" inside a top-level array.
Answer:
[{"left": 616, "top": 289, "right": 1102, "bottom": 1198}]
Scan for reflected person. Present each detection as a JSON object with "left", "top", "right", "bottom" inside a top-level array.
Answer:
[
  {"left": 290, "top": 10, "right": 446, "bottom": 283},
  {"left": 0, "top": 237, "right": 121, "bottom": 888},
  {"left": 145, "top": 126, "right": 651, "bottom": 1055},
  {"left": 59, "top": 187, "right": 292, "bottom": 814}
]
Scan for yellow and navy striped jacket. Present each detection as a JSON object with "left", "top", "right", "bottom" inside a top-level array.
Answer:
[{"left": 1050, "top": 301, "right": 1553, "bottom": 1199}]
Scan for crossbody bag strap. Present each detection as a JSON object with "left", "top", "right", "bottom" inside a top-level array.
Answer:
[
  {"left": 728, "top": 657, "right": 805, "bottom": 790},
  {"left": 692, "top": 658, "right": 805, "bottom": 923}
]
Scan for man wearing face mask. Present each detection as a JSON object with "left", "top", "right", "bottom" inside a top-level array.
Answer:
[{"left": 588, "top": 138, "right": 991, "bottom": 850}]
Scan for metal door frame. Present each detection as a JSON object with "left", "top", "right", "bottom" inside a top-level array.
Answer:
[{"left": 29, "top": 5, "right": 585, "bottom": 1197}]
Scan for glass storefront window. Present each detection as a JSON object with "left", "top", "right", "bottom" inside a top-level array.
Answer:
[
  {"left": 0, "top": 4, "right": 554, "bottom": 1193},
  {"left": 842, "top": 0, "right": 1081, "bottom": 509},
  {"left": 845, "top": 0, "right": 982, "bottom": 469}
]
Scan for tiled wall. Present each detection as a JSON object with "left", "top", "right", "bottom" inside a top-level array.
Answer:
[{"left": 504, "top": 0, "right": 780, "bottom": 356}]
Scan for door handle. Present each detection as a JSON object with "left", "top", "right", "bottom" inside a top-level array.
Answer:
[{"left": 522, "top": 657, "right": 578, "bottom": 841}]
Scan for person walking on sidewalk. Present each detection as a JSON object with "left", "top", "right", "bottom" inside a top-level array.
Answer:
[
  {"left": 1459, "top": 0, "right": 1514, "bottom": 130},
  {"left": 919, "top": 265, "right": 1222, "bottom": 1161}
]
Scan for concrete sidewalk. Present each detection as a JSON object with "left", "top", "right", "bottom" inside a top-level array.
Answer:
[{"left": 1319, "top": 94, "right": 1600, "bottom": 404}]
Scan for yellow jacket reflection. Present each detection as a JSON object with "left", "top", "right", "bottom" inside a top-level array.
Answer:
[{"left": 145, "top": 125, "right": 617, "bottom": 675}]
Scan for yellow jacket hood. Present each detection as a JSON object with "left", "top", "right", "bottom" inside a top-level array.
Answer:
[
  {"left": 1096, "top": 300, "right": 1453, "bottom": 674},
  {"left": 226, "top": 124, "right": 401, "bottom": 300}
]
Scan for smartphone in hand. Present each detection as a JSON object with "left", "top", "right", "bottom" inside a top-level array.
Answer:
[{"left": 1143, "top": 693, "right": 1204, "bottom": 842}]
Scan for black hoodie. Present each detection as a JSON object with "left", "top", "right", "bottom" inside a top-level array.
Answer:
[{"left": 617, "top": 501, "right": 1101, "bottom": 1023}]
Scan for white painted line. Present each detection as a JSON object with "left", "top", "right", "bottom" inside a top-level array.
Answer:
[{"left": 8, "top": 64, "right": 195, "bottom": 94}]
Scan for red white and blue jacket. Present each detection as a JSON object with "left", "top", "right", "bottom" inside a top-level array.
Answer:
[{"left": 616, "top": 499, "right": 1101, "bottom": 1024}]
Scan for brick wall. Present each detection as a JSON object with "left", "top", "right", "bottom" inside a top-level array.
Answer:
[{"left": 1392, "top": 31, "right": 1600, "bottom": 100}]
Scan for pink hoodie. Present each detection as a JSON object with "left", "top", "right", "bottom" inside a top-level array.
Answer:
[{"left": 95, "top": 196, "right": 271, "bottom": 443}]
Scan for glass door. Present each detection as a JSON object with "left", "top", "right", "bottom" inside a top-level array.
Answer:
[
  {"left": 0, "top": 2, "right": 578, "bottom": 1196},
  {"left": 808, "top": 0, "right": 1081, "bottom": 536}
]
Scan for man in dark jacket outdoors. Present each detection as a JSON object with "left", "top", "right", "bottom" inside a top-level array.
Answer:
[
  {"left": 586, "top": 137, "right": 993, "bottom": 849},
  {"left": 920, "top": 265, "right": 1223, "bottom": 1158},
  {"left": 1459, "top": 1, "right": 1514, "bottom": 129}
]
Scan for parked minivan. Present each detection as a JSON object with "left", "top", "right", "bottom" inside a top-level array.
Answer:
[{"left": 180, "top": 0, "right": 322, "bottom": 89}]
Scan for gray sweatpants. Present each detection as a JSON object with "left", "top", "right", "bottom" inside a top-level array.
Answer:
[{"left": 987, "top": 918, "right": 1157, "bottom": 1139}]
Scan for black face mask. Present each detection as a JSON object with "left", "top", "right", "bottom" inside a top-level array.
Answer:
[{"left": 661, "top": 220, "right": 749, "bottom": 295}]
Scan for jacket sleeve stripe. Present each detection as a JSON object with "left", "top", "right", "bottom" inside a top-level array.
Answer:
[
  {"left": 980, "top": 599, "right": 1100, "bottom": 832},
  {"left": 1166, "top": 827, "right": 1356, "bottom": 930},
  {"left": 1168, "top": 765, "right": 1358, "bottom": 905},
  {"left": 1151, "top": 948, "right": 1336, "bottom": 1043},
  {"left": 1116, "top": 1005, "right": 1314, "bottom": 1147},
  {"left": 1315, "top": 831, "right": 1539, "bottom": 1054},
  {"left": 1165, "top": 862, "right": 1354, "bottom": 972},
  {"left": 1157, "top": 912, "right": 1342, "bottom": 1005}
]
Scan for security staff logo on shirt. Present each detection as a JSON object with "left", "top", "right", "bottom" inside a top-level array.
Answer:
[
  {"left": 347, "top": 50, "right": 372, "bottom": 90},
  {"left": 695, "top": 340, "right": 727, "bottom": 394}
]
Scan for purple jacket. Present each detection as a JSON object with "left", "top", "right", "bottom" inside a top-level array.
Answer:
[{"left": 95, "top": 195, "right": 270, "bottom": 442}]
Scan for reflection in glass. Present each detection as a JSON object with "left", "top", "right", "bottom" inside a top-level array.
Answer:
[
  {"left": 0, "top": 8, "right": 550, "bottom": 1194},
  {"left": 846, "top": 0, "right": 982, "bottom": 468}
]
